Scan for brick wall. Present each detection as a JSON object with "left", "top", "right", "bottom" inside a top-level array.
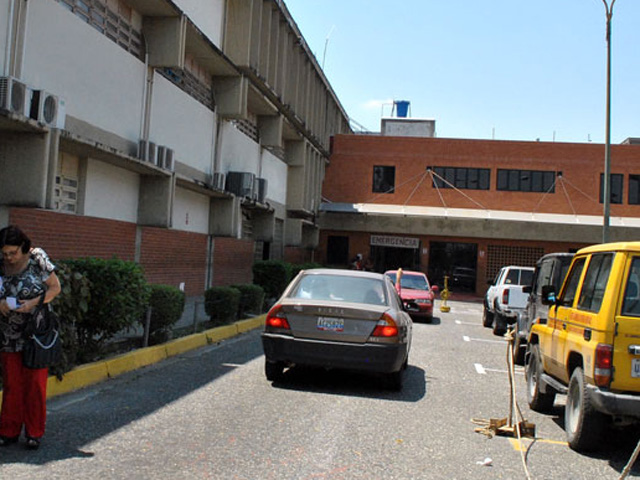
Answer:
[
  {"left": 212, "top": 237, "right": 255, "bottom": 286},
  {"left": 139, "top": 227, "right": 208, "bottom": 295},
  {"left": 9, "top": 208, "right": 136, "bottom": 261},
  {"left": 324, "top": 135, "right": 640, "bottom": 217}
]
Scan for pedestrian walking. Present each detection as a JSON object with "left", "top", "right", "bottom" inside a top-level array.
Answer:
[{"left": 0, "top": 225, "right": 61, "bottom": 450}]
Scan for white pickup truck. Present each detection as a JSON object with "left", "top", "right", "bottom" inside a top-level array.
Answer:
[{"left": 482, "top": 265, "right": 534, "bottom": 336}]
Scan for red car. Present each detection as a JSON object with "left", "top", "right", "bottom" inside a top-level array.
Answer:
[{"left": 385, "top": 270, "right": 438, "bottom": 322}]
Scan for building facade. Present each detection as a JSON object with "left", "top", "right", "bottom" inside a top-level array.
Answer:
[
  {"left": 319, "top": 128, "right": 640, "bottom": 295},
  {"left": 0, "top": 0, "right": 350, "bottom": 297}
]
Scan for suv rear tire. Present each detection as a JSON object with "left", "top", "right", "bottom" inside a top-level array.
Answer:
[
  {"left": 565, "top": 367, "right": 606, "bottom": 452},
  {"left": 482, "top": 305, "right": 494, "bottom": 327},
  {"left": 525, "top": 344, "right": 555, "bottom": 412}
]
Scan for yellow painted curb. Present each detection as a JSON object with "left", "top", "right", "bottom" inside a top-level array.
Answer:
[
  {"left": 105, "top": 345, "right": 167, "bottom": 377},
  {"left": 236, "top": 315, "right": 265, "bottom": 333},
  {"left": 47, "top": 361, "right": 110, "bottom": 398},
  {"left": 164, "top": 333, "right": 208, "bottom": 357},
  {"left": 205, "top": 324, "right": 238, "bottom": 343}
]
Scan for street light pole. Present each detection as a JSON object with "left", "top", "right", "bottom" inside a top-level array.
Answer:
[{"left": 602, "top": 0, "right": 616, "bottom": 244}]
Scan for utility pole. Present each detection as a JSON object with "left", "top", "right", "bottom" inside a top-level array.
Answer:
[{"left": 601, "top": 0, "right": 616, "bottom": 243}]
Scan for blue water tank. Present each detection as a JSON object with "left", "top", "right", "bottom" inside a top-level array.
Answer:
[{"left": 395, "top": 100, "right": 410, "bottom": 118}]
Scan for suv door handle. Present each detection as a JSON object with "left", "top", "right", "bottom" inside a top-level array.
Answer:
[{"left": 629, "top": 345, "right": 640, "bottom": 356}]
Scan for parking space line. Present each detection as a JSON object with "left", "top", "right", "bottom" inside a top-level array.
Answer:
[
  {"left": 474, "top": 363, "right": 486, "bottom": 374},
  {"left": 463, "top": 336, "right": 505, "bottom": 344},
  {"left": 509, "top": 438, "right": 567, "bottom": 451},
  {"left": 455, "top": 320, "right": 483, "bottom": 326},
  {"left": 474, "top": 363, "right": 524, "bottom": 376}
]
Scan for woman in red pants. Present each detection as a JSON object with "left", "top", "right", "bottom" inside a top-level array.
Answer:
[{"left": 0, "top": 225, "right": 61, "bottom": 450}]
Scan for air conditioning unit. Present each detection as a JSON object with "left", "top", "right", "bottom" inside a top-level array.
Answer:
[
  {"left": 256, "top": 178, "right": 268, "bottom": 203},
  {"left": 226, "top": 171, "right": 255, "bottom": 198},
  {"left": 0, "top": 76, "right": 30, "bottom": 116},
  {"left": 30, "top": 90, "right": 65, "bottom": 128},
  {"left": 138, "top": 140, "right": 158, "bottom": 165},
  {"left": 212, "top": 172, "right": 226, "bottom": 190},
  {"left": 157, "top": 146, "right": 174, "bottom": 171}
]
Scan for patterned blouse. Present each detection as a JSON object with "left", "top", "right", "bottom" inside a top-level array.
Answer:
[{"left": 0, "top": 248, "right": 55, "bottom": 352}]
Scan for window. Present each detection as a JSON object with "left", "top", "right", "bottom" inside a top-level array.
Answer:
[
  {"left": 559, "top": 257, "right": 586, "bottom": 307},
  {"left": 54, "top": 153, "right": 80, "bottom": 214},
  {"left": 629, "top": 175, "right": 640, "bottom": 205},
  {"left": 599, "top": 173, "right": 623, "bottom": 204},
  {"left": 373, "top": 166, "right": 395, "bottom": 193},
  {"left": 497, "top": 169, "right": 556, "bottom": 193},
  {"left": 622, "top": 257, "right": 640, "bottom": 316},
  {"left": 431, "top": 167, "right": 490, "bottom": 190},
  {"left": 577, "top": 253, "right": 613, "bottom": 312},
  {"left": 56, "top": 0, "right": 144, "bottom": 60},
  {"left": 534, "top": 260, "right": 554, "bottom": 296}
]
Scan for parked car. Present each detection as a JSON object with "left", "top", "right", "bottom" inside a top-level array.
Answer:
[
  {"left": 384, "top": 269, "right": 438, "bottom": 322},
  {"left": 526, "top": 242, "right": 640, "bottom": 452},
  {"left": 483, "top": 265, "right": 534, "bottom": 336},
  {"left": 512, "top": 253, "right": 574, "bottom": 364},
  {"left": 261, "top": 268, "right": 415, "bottom": 390},
  {"left": 452, "top": 266, "right": 476, "bottom": 291}
]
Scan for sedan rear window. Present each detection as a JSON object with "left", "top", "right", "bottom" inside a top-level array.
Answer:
[
  {"left": 386, "top": 273, "right": 429, "bottom": 291},
  {"left": 291, "top": 274, "right": 388, "bottom": 306}
]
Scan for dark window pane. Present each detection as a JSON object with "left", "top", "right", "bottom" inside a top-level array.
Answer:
[
  {"left": 629, "top": 175, "right": 640, "bottom": 204},
  {"left": 479, "top": 169, "right": 490, "bottom": 190},
  {"left": 520, "top": 170, "right": 531, "bottom": 192},
  {"left": 508, "top": 170, "right": 519, "bottom": 191}
]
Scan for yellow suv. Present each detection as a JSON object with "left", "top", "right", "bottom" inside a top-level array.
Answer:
[{"left": 526, "top": 242, "right": 640, "bottom": 452}]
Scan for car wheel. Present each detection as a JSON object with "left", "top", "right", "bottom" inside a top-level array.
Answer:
[
  {"left": 525, "top": 344, "right": 555, "bottom": 412},
  {"left": 492, "top": 314, "right": 507, "bottom": 336},
  {"left": 512, "top": 334, "right": 526, "bottom": 366},
  {"left": 265, "top": 360, "right": 285, "bottom": 382},
  {"left": 482, "top": 305, "right": 494, "bottom": 327},
  {"left": 565, "top": 367, "right": 606, "bottom": 452}
]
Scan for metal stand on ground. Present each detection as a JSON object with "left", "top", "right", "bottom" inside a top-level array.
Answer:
[
  {"left": 192, "top": 300, "right": 202, "bottom": 333},
  {"left": 142, "top": 307, "right": 152, "bottom": 347},
  {"left": 472, "top": 327, "right": 535, "bottom": 479}
]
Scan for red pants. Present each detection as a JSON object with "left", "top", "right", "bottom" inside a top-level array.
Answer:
[{"left": 0, "top": 352, "right": 48, "bottom": 439}]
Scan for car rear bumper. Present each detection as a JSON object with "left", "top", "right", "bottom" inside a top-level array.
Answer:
[
  {"left": 588, "top": 385, "right": 640, "bottom": 418},
  {"left": 261, "top": 333, "right": 407, "bottom": 373}
]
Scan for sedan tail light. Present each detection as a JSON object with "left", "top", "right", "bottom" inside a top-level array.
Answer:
[
  {"left": 265, "top": 304, "right": 291, "bottom": 330},
  {"left": 594, "top": 343, "right": 613, "bottom": 387},
  {"left": 372, "top": 313, "right": 399, "bottom": 337}
]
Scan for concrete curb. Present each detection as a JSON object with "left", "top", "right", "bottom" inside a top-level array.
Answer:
[{"left": 0, "top": 315, "right": 265, "bottom": 406}]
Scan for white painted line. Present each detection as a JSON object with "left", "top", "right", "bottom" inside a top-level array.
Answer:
[
  {"left": 463, "top": 335, "right": 470, "bottom": 342},
  {"left": 221, "top": 363, "right": 243, "bottom": 368},
  {"left": 475, "top": 363, "right": 486, "bottom": 374},
  {"left": 465, "top": 337, "right": 506, "bottom": 344},
  {"left": 484, "top": 367, "right": 524, "bottom": 376},
  {"left": 456, "top": 320, "right": 483, "bottom": 326}
]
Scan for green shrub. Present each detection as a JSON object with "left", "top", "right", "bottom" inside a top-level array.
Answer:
[
  {"left": 231, "top": 283, "right": 264, "bottom": 319},
  {"left": 146, "top": 284, "right": 185, "bottom": 345},
  {"left": 63, "top": 257, "right": 150, "bottom": 361},
  {"left": 204, "top": 286, "right": 241, "bottom": 326},
  {"left": 289, "top": 262, "right": 322, "bottom": 281},
  {"left": 49, "top": 261, "right": 91, "bottom": 378},
  {"left": 252, "top": 260, "right": 289, "bottom": 299}
]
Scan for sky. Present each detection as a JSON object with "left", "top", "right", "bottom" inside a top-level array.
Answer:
[{"left": 283, "top": 0, "right": 640, "bottom": 144}]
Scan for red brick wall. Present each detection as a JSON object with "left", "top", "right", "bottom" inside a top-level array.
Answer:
[
  {"left": 9, "top": 208, "right": 136, "bottom": 261},
  {"left": 284, "top": 246, "right": 313, "bottom": 264},
  {"left": 212, "top": 237, "right": 255, "bottom": 286},
  {"left": 324, "top": 135, "right": 640, "bottom": 217},
  {"left": 139, "top": 227, "right": 208, "bottom": 295}
]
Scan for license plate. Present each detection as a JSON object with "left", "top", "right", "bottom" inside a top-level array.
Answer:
[
  {"left": 317, "top": 317, "right": 344, "bottom": 332},
  {"left": 633, "top": 359, "right": 640, "bottom": 378}
]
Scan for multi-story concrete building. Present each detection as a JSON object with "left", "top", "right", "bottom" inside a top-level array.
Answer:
[
  {"left": 318, "top": 118, "right": 640, "bottom": 295},
  {"left": 0, "top": 1, "right": 349, "bottom": 300}
]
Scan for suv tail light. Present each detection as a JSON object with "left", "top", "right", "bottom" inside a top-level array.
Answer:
[
  {"left": 372, "top": 313, "right": 399, "bottom": 337},
  {"left": 265, "top": 304, "right": 291, "bottom": 330},
  {"left": 502, "top": 289, "right": 510, "bottom": 305},
  {"left": 594, "top": 343, "right": 613, "bottom": 387}
]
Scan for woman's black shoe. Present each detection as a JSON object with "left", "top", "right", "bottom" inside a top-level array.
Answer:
[
  {"left": 0, "top": 435, "right": 19, "bottom": 447},
  {"left": 25, "top": 436, "right": 41, "bottom": 450}
]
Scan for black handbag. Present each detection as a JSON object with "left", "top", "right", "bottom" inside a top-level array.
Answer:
[{"left": 22, "top": 295, "right": 62, "bottom": 369}]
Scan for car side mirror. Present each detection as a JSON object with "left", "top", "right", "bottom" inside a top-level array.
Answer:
[
  {"left": 431, "top": 285, "right": 439, "bottom": 293},
  {"left": 522, "top": 285, "right": 532, "bottom": 294},
  {"left": 540, "top": 285, "right": 556, "bottom": 305}
]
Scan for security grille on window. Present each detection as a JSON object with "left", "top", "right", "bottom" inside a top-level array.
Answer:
[
  {"left": 599, "top": 173, "right": 624, "bottom": 204},
  {"left": 486, "top": 245, "right": 543, "bottom": 281},
  {"left": 432, "top": 167, "right": 490, "bottom": 190},
  {"left": 56, "top": 0, "right": 144, "bottom": 60},
  {"left": 497, "top": 169, "right": 556, "bottom": 193},
  {"left": 372, "top": 166, "right": 395, "bottom": 193},
  {"left": 54, "top": 153, "right": 80, "bottom": 214}
]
